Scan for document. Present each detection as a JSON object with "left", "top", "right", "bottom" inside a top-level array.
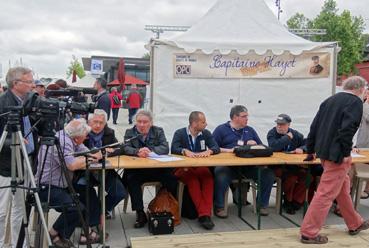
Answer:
[
  {"left": 148, "top": 152, "right": 184, "bottom": 162},
  {"left": 89, "top": 160, "right": 113, "bottom": 169},
  {"left": 351, "top": 152, "right": 366, "bottom": 158}
]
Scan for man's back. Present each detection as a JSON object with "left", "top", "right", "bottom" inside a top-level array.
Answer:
[{"left": 307, "top": 92, "right": 363, "bottom": 163}]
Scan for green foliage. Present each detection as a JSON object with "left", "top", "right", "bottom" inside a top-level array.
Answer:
[
  {"left": 286, "top": 0, "right": 366, "bottom": 75},
  {"left": 142, "top": 53, "right": 150, "bottom": 59},
  {"left": 66, "top": 56, "right": 86, "bottom": 79},
  {"left": 286, "top": 13, "right": 311, "bottom": 29}
]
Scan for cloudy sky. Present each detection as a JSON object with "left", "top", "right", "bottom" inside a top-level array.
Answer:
[{"left": 0, "top": 0, "right": 368, "bottom": 80}]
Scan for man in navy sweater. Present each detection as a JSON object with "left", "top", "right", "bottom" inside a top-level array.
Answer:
[
  {"left": 171, "top": 111, "right": 220, "bottom": 229},
  {"left": 213, "top": 105, "right": 275, "bottom": 217}
]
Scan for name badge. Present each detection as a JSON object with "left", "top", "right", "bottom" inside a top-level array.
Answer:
[
  {"left": 237, "top": 140, "right": 244, "bottom": 146},
  {"left": 200, "top": 140, "right": 206, "bottom": 150}
]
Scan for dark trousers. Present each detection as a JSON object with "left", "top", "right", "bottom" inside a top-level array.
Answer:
[
  {"left": 112, "top": 108, "right": 120, "bottom": 124},
  {"left": 74, "top": 184, "right": 101, "bottom": 227},
  {"left": 128, "top": 108, "right": 139, "bottom": 124},
  {"left": 105, "top": 171, "right": 127, "bottom": 211},
  {"left": 125, "top": 168, "right": 178, "bottom": 211},
  {"left": 39, "top": 185, "right": 82, "bottom": 239}
]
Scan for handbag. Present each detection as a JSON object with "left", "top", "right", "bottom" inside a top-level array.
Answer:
[
  {"left": 234, "top": 144, "right": 273, "bottom": 158},
  {"left": 148, "top": 188, "right": 181, "bottom": 225}
]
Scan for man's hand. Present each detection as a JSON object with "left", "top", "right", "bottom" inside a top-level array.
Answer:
[
  {"left": 303, "top": 153, "right": 316, "bottom": 161},
  {"left": 294, "top": 148, "right": 304, "bottom": 154},
  {"left": 194, "top": 150, "right": 213, "bottom": 158},
  {"left": 91, "top": 151, "right": 103, "bottom": 161},
  {"left": 246, "top": 140, "right": 257, "bottom": 145},
  {"left": 137, "top": 147, "right": 151, "bottom": 158},
  {"left": 183, "top": 149, "right": 196, "bottom": 158},
  {"left": 221, "top": 148, "right": 234, "bottom": 153},
  {"left": 352, "top": 148, "right": 360, "bottom": 154},
  {"left": 286, "top": 132, "right": 293, "bottom": 140}
]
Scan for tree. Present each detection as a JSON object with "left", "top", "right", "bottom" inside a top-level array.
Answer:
[
  {"left": 286, "top": 0, "right": 366, "bottom": 75},
  {"left": 142, "top": 53, "right": 150, "bottom": 59},
  {"left": 286, "top": 13, "right": 311, "bottom": 29},
  {"left": 66, "top": 56, "right": 86, "bottom": 82}
]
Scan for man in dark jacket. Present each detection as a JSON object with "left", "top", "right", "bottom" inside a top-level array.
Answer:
[
  {"left": 122, "top": 110, "right": 177, "bottom": 228},
  {"left": 78, "top": 109, "right": 126, "bottom": 219},
  {"left": 267, "top": 114, "right": 308, "bottom": 214},
  {"left": 0, "top": 67, "right": 36, "bottom": 246},
  {"left": 93, "top": 77, "right": 111, "bottom": 120},
  {"left": 300, "top": 76, "right": 369, "bottom": 244},
  {"left": 171, "top": 111, "right": 220, "bottom": 230}
]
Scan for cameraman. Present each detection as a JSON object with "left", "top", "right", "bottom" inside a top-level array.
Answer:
[
  {"left": 0, "top": 67, "right": 36, "bottom": 247},
  {"left": 36, "top": 119, "right": 102, "bottom": 246}
]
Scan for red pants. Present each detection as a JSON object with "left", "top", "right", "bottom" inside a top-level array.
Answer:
[
  {"left": 174, "top": 167, "right": 213, "bottom": 217},
  {"left": 300, "top": 158, "right": 363, "bottom": 238}
]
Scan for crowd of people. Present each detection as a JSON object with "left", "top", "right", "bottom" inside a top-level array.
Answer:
[{"left": 1, "top": 67, "right": 369, "bottom": 247}]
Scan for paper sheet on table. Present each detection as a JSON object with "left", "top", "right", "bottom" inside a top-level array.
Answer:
[
  {"left": 351, "top": 152, "right": 365, "bottom": 158},
  {"left": 148, "top": 152, "right": 184, "bottom": 162},
  {"left": 89, "top": 160, "right": 113, "bottom": 169}
]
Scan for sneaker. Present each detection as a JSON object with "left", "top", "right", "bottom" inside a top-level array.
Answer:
[
  {"left": 198, "top": 216, "right": 215, "bottom": 230},
  {"left": 214, "top": 208, "right": 228, "bottom": 218},
  {"left": 259, "top": 207, "right": 269, "bottom": 216},
  {"left": 134, "top": 210, "right": 147, "bottom": 228},
  {"left": 301, "top": 235, "right": 328, "bottom": 244},
  {"left": 349, "top": 220, "right": 369, "bottom": 235},
  {"left": 105, "top": 211, "right": 113, "bottom": 219}
]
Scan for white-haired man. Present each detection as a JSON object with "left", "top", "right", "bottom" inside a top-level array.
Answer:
[{"left": 36, "top": 119, "right": 102, "bottom": 247}]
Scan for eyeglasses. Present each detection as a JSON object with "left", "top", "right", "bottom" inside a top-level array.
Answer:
[{"left": 16, "top": 79, "right": 34, "bottom": 84}]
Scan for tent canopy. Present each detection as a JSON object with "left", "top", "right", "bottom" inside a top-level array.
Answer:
[
  {"left": 156, "top": 0, "right": 335, "bottom": 55},
  {"left": 108, "top": 74, "right": 148, "bottom": 86}
]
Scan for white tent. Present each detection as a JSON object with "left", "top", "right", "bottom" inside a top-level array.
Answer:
[
  {"left": 148, "top": 0, "right": 338, "bottom": 143},
  {"left": 67, "top": 73, "right": 97, "bottom": 88}
]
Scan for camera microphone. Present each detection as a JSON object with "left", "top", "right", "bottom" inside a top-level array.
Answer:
[{"left": 81, "top": 88, "right": 97, "bottom": 95}]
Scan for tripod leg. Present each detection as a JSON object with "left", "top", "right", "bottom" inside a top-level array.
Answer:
[{"left": 16, "top": 131, "right": 53, "bottom": 247}]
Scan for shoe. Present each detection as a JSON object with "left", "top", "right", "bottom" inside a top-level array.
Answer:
[
  {"left": 361, "top": 191, "right": 369, "bottom": 199},
  {"left": 259, "top": 207, "right": 269, "bottom": 216},
  {"left": 79, "top": 230, "right": 108, "bottom": 245},
  {"left": 106, "top": 210, "right": 112, "bottom": 219},
  {"left": 214, "top": 208, "right": 228, "bottom": 219},
  {"left": 349, "top": 220, "right": 369, "bottom": 235},
  {"left": 333, "top": 207, "right": 342, "bottom": 218},
  {"left": 134, "top": 210, "right": 147, "bottom": 228},
  {"left": 113, "top": 122, "right": 117, "bottom": 125},
  {"left": 198, "top": 216, "right": 215, "bottom": 230},
  {"left": 283, "top": 201, "right": 296, "bottom": 215},
  {"left": 291, "top": 201, "right": 302, "bottom": 211},
  {"left": 49, "top": 232, "right": 74, "bottom": 248},
  {"left": 300, "top": 235, "right": 328, "bottom": 244}
]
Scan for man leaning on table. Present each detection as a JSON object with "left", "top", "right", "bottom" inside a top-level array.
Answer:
[
  {"left": 171, "top": 111, "right": 220, "bottom": 230},
  {"left": 122, "top": 110, "right": 178, "bottom": 228},
  {"left": 300, "top": 76, "right": 369, "bottom": 244}
]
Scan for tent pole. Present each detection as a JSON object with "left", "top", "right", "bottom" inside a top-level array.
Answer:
[{"left": 331, "top": 43, "right": 338, "bottom": 95}]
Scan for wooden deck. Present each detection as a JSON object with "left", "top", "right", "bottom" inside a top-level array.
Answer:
[{"left": 131, "top": 226, "right": 369, "bottom": 248}]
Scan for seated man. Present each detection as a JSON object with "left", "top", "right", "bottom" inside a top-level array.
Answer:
[
  {"left": 36, "top": 119, "right": 102, "bottom": 247},
  {"left": 76, "top": 109, "right": 126, "bottom": 219},
  {"left": 213, "top": 105, "right": 275, "bottom": 217},
  {"left": 122, "top": 110, "right": 178, "bottom": 228},
  {"left": 171, "top": 111, "right": 220, "bottom": 230},
  {"left": 267, "top": 114, "right": 309, "bottom": 214}
]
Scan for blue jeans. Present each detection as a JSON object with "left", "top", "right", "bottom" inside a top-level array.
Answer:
[
  {"left": 105, "top": 171, "right": 126, "bottom": 212},
  {"left": 214, "top": 166, "right": 275, "bottom": 209},
  {"left": 39, "top": 185, "right": 83, "bottom": 239}
]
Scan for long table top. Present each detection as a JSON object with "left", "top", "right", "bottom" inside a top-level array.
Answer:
[{"left": 106, "top": 151, "right": 369, "bottom": 169}]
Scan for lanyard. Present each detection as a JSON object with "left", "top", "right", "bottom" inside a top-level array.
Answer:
[{"left": 187, "top": 134, "right": 195, "bottom": 151}]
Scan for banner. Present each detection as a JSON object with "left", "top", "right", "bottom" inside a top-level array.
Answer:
[
  {"left": 174, "top": 51, "right": 330, "bottom": 79},
  {"left": 91, "top": 59, "right": 104, "bottom": 75}
]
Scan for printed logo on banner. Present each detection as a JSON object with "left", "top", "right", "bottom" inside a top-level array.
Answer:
[{"left": 176, "top": 65, "right": 191, "bottom": 75}]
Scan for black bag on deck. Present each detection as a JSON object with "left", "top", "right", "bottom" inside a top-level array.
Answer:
[
  {"left": 147, "top": 211, "right": 174, "bottom": 235},
  {"left": 234, "top": 145, "right": 273, "bottom": 158}
]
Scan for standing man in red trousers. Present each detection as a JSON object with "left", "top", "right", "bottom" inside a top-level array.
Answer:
[{"left": 300, "top": 76, "right": 369, "bottom": 244}]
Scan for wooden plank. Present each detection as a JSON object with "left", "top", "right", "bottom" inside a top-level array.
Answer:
[{"left": 131, "top": 226, "right": 369, "bottom": 248}]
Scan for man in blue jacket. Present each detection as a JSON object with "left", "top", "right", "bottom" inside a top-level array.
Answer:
[{"left": 171, "top": 111, "right": 220, "bottom": 229}]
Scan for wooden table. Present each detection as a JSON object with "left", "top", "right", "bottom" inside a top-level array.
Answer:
[{"left": 107, "top": 151, "right": 369, "bottom": 230}]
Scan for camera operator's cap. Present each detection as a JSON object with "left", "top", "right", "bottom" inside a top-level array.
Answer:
[
  {"left": 275, "top": 114, "right": 292, "bottom": 124},
  {"left": 35, "top": 80, "right": 45, "bottom": 87}
]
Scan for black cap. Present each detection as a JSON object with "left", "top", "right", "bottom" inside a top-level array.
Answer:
[{"left": 275, "top": 114, "right": 292, "bottom": 124}]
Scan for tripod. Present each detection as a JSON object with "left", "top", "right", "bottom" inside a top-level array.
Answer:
[{"left": 0, "top": 108, "right": 53, "bottom": 247}]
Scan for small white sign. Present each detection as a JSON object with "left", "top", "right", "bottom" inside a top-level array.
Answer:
[{"left": 90, "top": 59, "right": 103, "bottom": 74}]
